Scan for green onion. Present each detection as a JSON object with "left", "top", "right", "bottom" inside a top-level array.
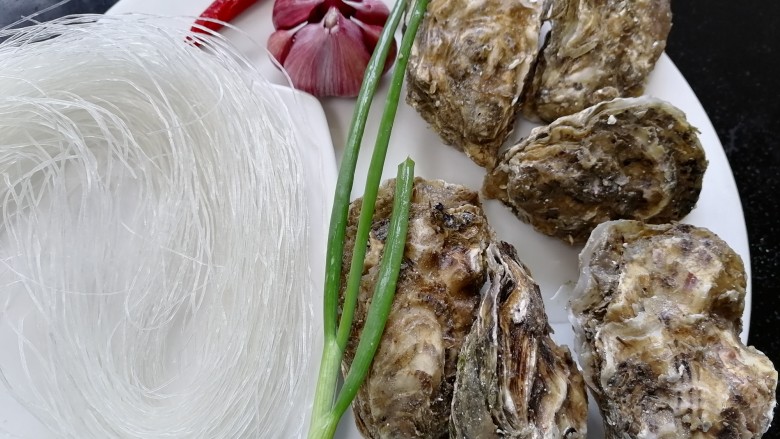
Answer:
[
  {"left": 332, "top": 158, "right": 414, "bottom": 417},
  {"left": 307, "top": 0, "right": 430, "bottom": 438}
]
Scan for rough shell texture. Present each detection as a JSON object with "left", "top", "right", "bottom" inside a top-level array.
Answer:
[
  {"left": 341, "top": 178, "right": 493, "bottom": 438},
  {"left": 450, "top": 242, "right": 588, "bottom": 439},
  {"left": 523, "top": 0, "right": 672, "bottom": 122},
  {"left": 484, "top": 97, "right": 707, "bottom": 244},
  {"left": 406, "top": 0, "right": 545, "bottom": 168},
  {"left": 570, "top": 220, "right": 778, "bottom": 438}
]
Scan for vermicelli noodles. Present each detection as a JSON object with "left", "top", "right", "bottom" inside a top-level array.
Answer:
[{"left": 0, "top": 15, "right": 314, "bottom": 438}]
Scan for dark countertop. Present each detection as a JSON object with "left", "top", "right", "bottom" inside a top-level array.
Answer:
[{"left": 2, "top": 0, "right": 779, "bottom": 436}]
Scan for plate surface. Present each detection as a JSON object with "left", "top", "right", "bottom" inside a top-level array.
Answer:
[{"left": 3, "top": 0, "right": 752, "bottom": 437}]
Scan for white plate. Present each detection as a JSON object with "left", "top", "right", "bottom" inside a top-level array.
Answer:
[{"left": 2, "top": 1, "right": 752, "bottom": 438}]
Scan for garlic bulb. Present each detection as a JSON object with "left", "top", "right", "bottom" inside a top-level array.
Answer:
[{"left": 268, "top": 0, "right": 397, "bottom": 97}]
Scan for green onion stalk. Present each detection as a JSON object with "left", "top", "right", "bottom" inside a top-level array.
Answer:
[{"left": 307, "top": 0, "right": 430, "bottom": 438}]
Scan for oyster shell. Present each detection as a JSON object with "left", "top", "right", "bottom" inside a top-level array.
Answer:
[
  {"left": 570, "top": 220, "right": 778, "bottom": 438},
  {"left": 341, "top": 178, "right": 493, "bottom": 438},
  {"left": 406, "top": 0, "right": 545, "bottom": 168},
  {"left": 450, "top": 242, "right": 588, "bottom": 438},
  {"left": 484, "top": 97, "right": 707, "bottom": 244},
  {"left": 523, "top": 0, "right": 672, "bottom": 122}
]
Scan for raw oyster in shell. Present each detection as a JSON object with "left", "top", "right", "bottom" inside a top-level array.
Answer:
[
  {"left": 341, "top": 178, "right": 493, "bottom": 438},
  {"left": 406, "top": 0, "right": 545, "bottom": 168},
  {"left": 450, "top": 242, "right": 588, "bottom": 438},
  {"left": 523, "top": 0, "right": 672, "bottom": 122},
  {"left": 570, "top": 220, "right": 778, "bottom": 438},
  {"left": 484, "top": 97, "right": 707, "bottom": 244}
]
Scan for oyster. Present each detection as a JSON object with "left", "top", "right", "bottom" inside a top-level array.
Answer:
[
  {"left": 523, "top": 0, "right": 672, "bottom": 122},
  {"left": 570, "top": 220, "right": 778, "bottom": 438},
  {"left": 341, "top": 178, "right": 493, "bottom": 438},
  {"left": 484, "top": 97, "right": 707, "bottom": 244},
  {"left": 406, "top": 0, "right": 545, "bottom": 168},
  {"left": 451, "top": 242, "right": 588, "bottom": 438}
]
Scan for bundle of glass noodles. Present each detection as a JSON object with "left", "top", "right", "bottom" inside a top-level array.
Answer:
[{"left": 0, "top": 15, "right": 315, "bottom": 438}]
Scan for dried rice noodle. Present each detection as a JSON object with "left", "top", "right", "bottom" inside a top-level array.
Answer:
[{"left": 0, "top": 15, "right": 314, "bottom": 438}]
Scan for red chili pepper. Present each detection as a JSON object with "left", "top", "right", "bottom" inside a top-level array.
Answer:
[{"left": 191, "top": 0, "right": 262, "bottom": 35}]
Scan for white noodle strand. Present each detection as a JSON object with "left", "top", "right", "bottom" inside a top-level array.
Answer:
[{"left": 0, "top": 15, "right": 313, "bottom": 438}]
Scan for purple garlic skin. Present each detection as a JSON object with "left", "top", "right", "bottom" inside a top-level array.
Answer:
[
  {"left": 268, "top": 0, "right": 395, "bottom": 97},
  {"left": 523, "top": 0, "right": 672, "bottom": 122},
  {"left": 570, "top": 220, "right": 777, "bottom": 438},
  {"left": 450, "top": 242, "right": 588, "bottom": 439}
]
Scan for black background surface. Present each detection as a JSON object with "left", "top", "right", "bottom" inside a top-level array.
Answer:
[{"left": 2, "top": 0, "right": 779, "bottom": 436}]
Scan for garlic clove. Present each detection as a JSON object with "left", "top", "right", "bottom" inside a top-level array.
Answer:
[
  {"left": 353, "top": 20, "right": 395, "bottom": 73},
  {"left": 280, "top": 8, "right": 372, "bottom": 97},
  {"left": 342, "top": 0, "right": 391, "bottom": 26},
  {"left": 269, "top": 0, "right": 396, "bottom": 97},
  {"left": 267, "top": 27, "right": 297, "bottom": 64},
  {"left": 272, "top": 0, "right": 323, "bottom": 29}
]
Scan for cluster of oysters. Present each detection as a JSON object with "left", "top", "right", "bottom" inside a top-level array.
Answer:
[
  {"left": 342, "top": 180, "right": 777, "bottom": 439},
  {"left": 342, "top": 179, "right": 588, "bottom": 438},
  {"left": 407, "top": 0, "right": 706, "bottom": 245},
  {"left": 340, "top": 0, "right": 778, "bottom": 437}
]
